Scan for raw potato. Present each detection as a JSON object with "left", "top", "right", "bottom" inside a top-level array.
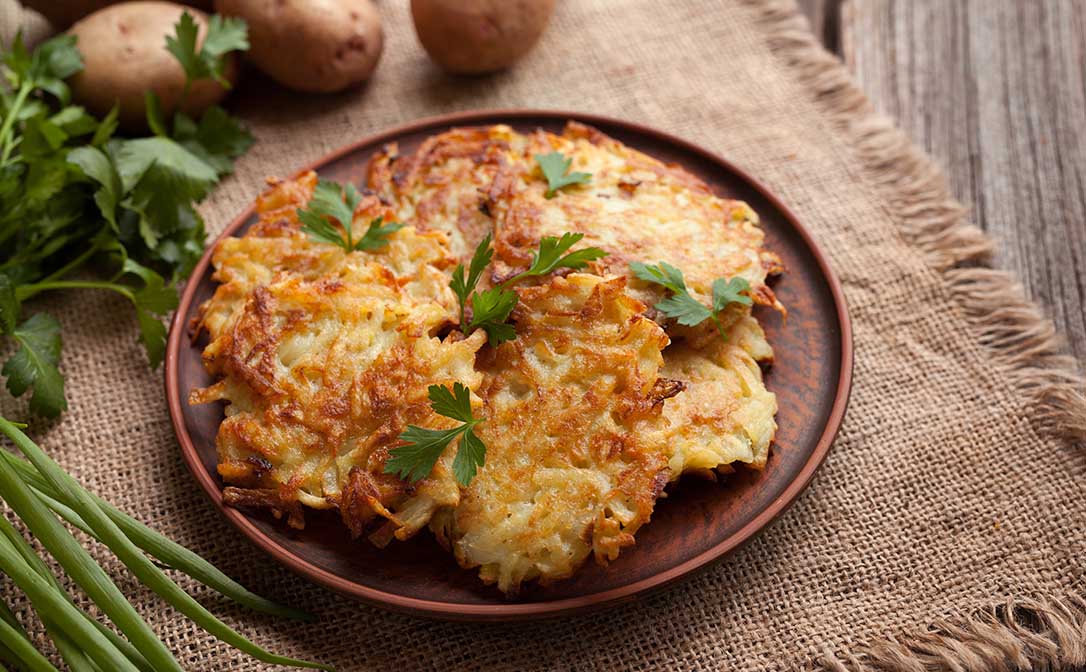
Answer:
[
  {"left": 214, "top": 0, "right": 383, "bottom": 93},
  {"left": 68, "top": 2, "right": 237, "bottom": 130},
  {"left": 410, "top": 0, "right": 556, "bottom": 75},
  {"left": 21, "top": 0, "right": 212, "bottom": 29}
]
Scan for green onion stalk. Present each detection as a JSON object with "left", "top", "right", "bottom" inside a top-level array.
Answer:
[{"left": 0, "top": 418, "right": 332, "bottom": 671}]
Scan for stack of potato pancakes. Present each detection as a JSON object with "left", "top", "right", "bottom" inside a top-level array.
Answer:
[{"left": 191, "top": 122, "right": 782, "bottom": 595}]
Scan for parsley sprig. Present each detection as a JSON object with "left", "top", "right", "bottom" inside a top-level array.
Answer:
[
  {"left": 630, "top": 261, "right": 752, "bottom": 340},
  {"left": 297, "top": 179, "right": 403, "bottom": 252},
  {"left": 450, "top": 232, "right": 607, "bottom": 346},
  {"left": 535, "top": 151, "right": 591, "bottom": 198},
  {"left": 166, "top": 12, "right": 249, "bottom": 92},
  {"left": 385, "top": 383, "right": 486, "bottom": 486}
]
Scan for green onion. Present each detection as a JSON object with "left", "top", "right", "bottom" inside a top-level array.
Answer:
[
  {"left": 0, "top": 531, "right": 137, "bottom": 672},
  {"left": 0, "top": 516, "right": 92, "bottom": 672},
  {"left": 0, "top": 602, "right": 34, "bottom": 671},
  {"left": 0, "top": 450, "right": 166, "bottom": 670},
  {"left": 0, "top": 418, "right": 331, "bottom": 671},
  {"left": 0, "top": 451, "right": 312, "bottom": 621},
  {"left": 0, "top": 514, "right": 153, "bottom": 672},
  {"left": 0, "top": 605, "right": 59, "bottom": 672},
  {"left": 0, "top": 611, "right": 57, "bottom": 672},
  {"left": 0, "top": 602, "right": 21, "bottom": 635}
]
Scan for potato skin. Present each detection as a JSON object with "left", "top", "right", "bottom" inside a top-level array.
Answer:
[
  {"left": 214, "top": 0, "right": 383, "bottom": 93},
  {"left": 68, "top": 2, "right": 236, "bottom": 130},
  {"left": 22, "top": 0, "right": 212, "bottom": 29},
  {"left": 410, "top": 0, "right": 556, "bottom": 75}
]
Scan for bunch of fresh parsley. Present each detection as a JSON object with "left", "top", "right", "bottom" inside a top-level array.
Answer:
[
  {"left": 630, "top": 261, "right": 752, "bottom": 340},
  {"left": 0, "top": 16, "right": 251, "bottom": 417}
]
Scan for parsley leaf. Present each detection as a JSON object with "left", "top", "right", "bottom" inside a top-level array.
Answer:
[
  {"left": 535, "top": 151, "right": 592, "bottom": 198},
  {"left": 450, "top": 233, "right": 494, "bottom": 332},
  {"left": 297, "top": 179, "right": 402, "bottom": 252},
  {"left": 67, "top": 145, "right": 122, "bottom": 228},
  {"left": 655, "top": 293, "right": 713, "bottom": 327},
  {"left": 515, "top": 232, "right": 607, "bottom": 279},
  {"left": 712, "top": 277, "right": 753, "bottom": 312},
  {"left": 469, "top": 287, "right": 518, "bottom": 346},
  {"left": 112, "top": 136, "right": 217, "bottom": 262},
  {"left": 2, "top": 312, "right": 66, "bottom": 417},
  {"left": 165, "top": 12, "right": 249, "bottom": 88},
  {"left": 112, "top": 137, "right": 218, "bottom": 198},
  {"left": 452, "top": 429, "right": 486, "bottom": 487},
  {"left": 385, "top": 383, "right": 487, "bottom": 486},
  {"left": 630, "top": 260, "right": 686, "bottom": 295},
  {"left": 50, "top": 106, "right": 97, "bottom": 137},
  {"left": 427, "top": 380, "right": 474, "bottom": 422},
  {"left": 385, "top": 425, "right": 465, "bottom": 484},
  {"left": 3, "top": 34, "right": 83, "bottom": 105},
  {"left": 172, "top": 105, "right": 254, "bottom": 177},
  {"left": 90, "top": 105, "right": 119, "bottom": 146},
  {"left": 301, "top": 179, "right": 362, "bottom": 237},
  {"left": 355, "top": 216, "right": 405, "bottom": 251},
  {"left": 33, "top": 34, "right": 83, "bottom": 81},
  {"left": 631, "top": 261, "right": 753, "bottom": 341}
]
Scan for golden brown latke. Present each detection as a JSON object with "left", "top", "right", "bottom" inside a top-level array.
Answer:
[
  {"left": 431, "top": 273, "right": 680, "bottom": 594},
  {"left": 192, "top": 172, "right": 484, "bottom": 540},
  {"left": 368, "top": 122, "right": 783, "bottom": 311}
]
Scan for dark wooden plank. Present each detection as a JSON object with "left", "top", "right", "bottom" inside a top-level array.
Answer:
[{"left": 842, "top": 0, "right": 1086, "bottom": 362}]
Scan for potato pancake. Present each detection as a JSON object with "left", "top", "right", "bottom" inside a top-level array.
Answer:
[
  {"left": 369, "top": 122, "right": 783, "bottom": 312},
  {"left": 368, "top": 126, "right": 522, "bottom": 262},
  {"left": 431, "top": 274, "right": 680, "bottom": 594},
  {"left": 193, "top": 121, "right": 782, "bottom": 596},
  {"left": 192, "top": 172, "right": 484, "bottom": 539},
  {"left": 655, "top": 315, "right": 778, "bottom": 477}
]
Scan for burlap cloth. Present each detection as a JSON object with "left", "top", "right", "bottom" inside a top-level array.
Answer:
[{"left": 2, "top": 1, "right": 1085, "bottom": 670}]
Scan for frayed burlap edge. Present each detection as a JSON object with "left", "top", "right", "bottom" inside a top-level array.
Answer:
[{"left": 743, "top": 1, "right": 1086, "bottom": 670}]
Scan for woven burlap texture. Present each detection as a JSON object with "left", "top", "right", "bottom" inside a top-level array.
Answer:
[{"left": 2, "top": 0, "right": 1084, "bottom": 670}]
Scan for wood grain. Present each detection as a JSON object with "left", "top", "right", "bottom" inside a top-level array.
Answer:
[{"left": 841, "top": 0, "right": 1086, "bottom": 362}]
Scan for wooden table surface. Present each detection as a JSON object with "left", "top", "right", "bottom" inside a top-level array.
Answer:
[{"left": 800, "top": 0, "right": 1086, "bottom": 363}]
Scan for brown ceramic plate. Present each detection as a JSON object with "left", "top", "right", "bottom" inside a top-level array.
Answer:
[{"left": 165, "top": 110, "right": 852, "bottom": 621}]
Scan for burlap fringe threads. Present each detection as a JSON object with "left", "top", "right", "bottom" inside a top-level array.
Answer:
[{"left": 743, "top": 1, "right": 1086, "bottom": 670}]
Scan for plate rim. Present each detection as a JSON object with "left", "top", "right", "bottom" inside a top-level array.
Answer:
[{"left": 164, "top": 108, "right": 853, "bottom": 621}]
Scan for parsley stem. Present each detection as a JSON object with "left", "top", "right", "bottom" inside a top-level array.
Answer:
[
  {"left": 15, "top": 280, "right": 134, "bottom": 303},
  {"left": 711, "top": 315, "right": 727, "bottom": 341},
  {"left": 498, "top": 273, "right": 527, "bottom": 291},
  {"left": 38, "top": 241, "right": 103, "bottom": 285},
  {"left": 0, "top": 81, "right": 31, "bottom": 168}
]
